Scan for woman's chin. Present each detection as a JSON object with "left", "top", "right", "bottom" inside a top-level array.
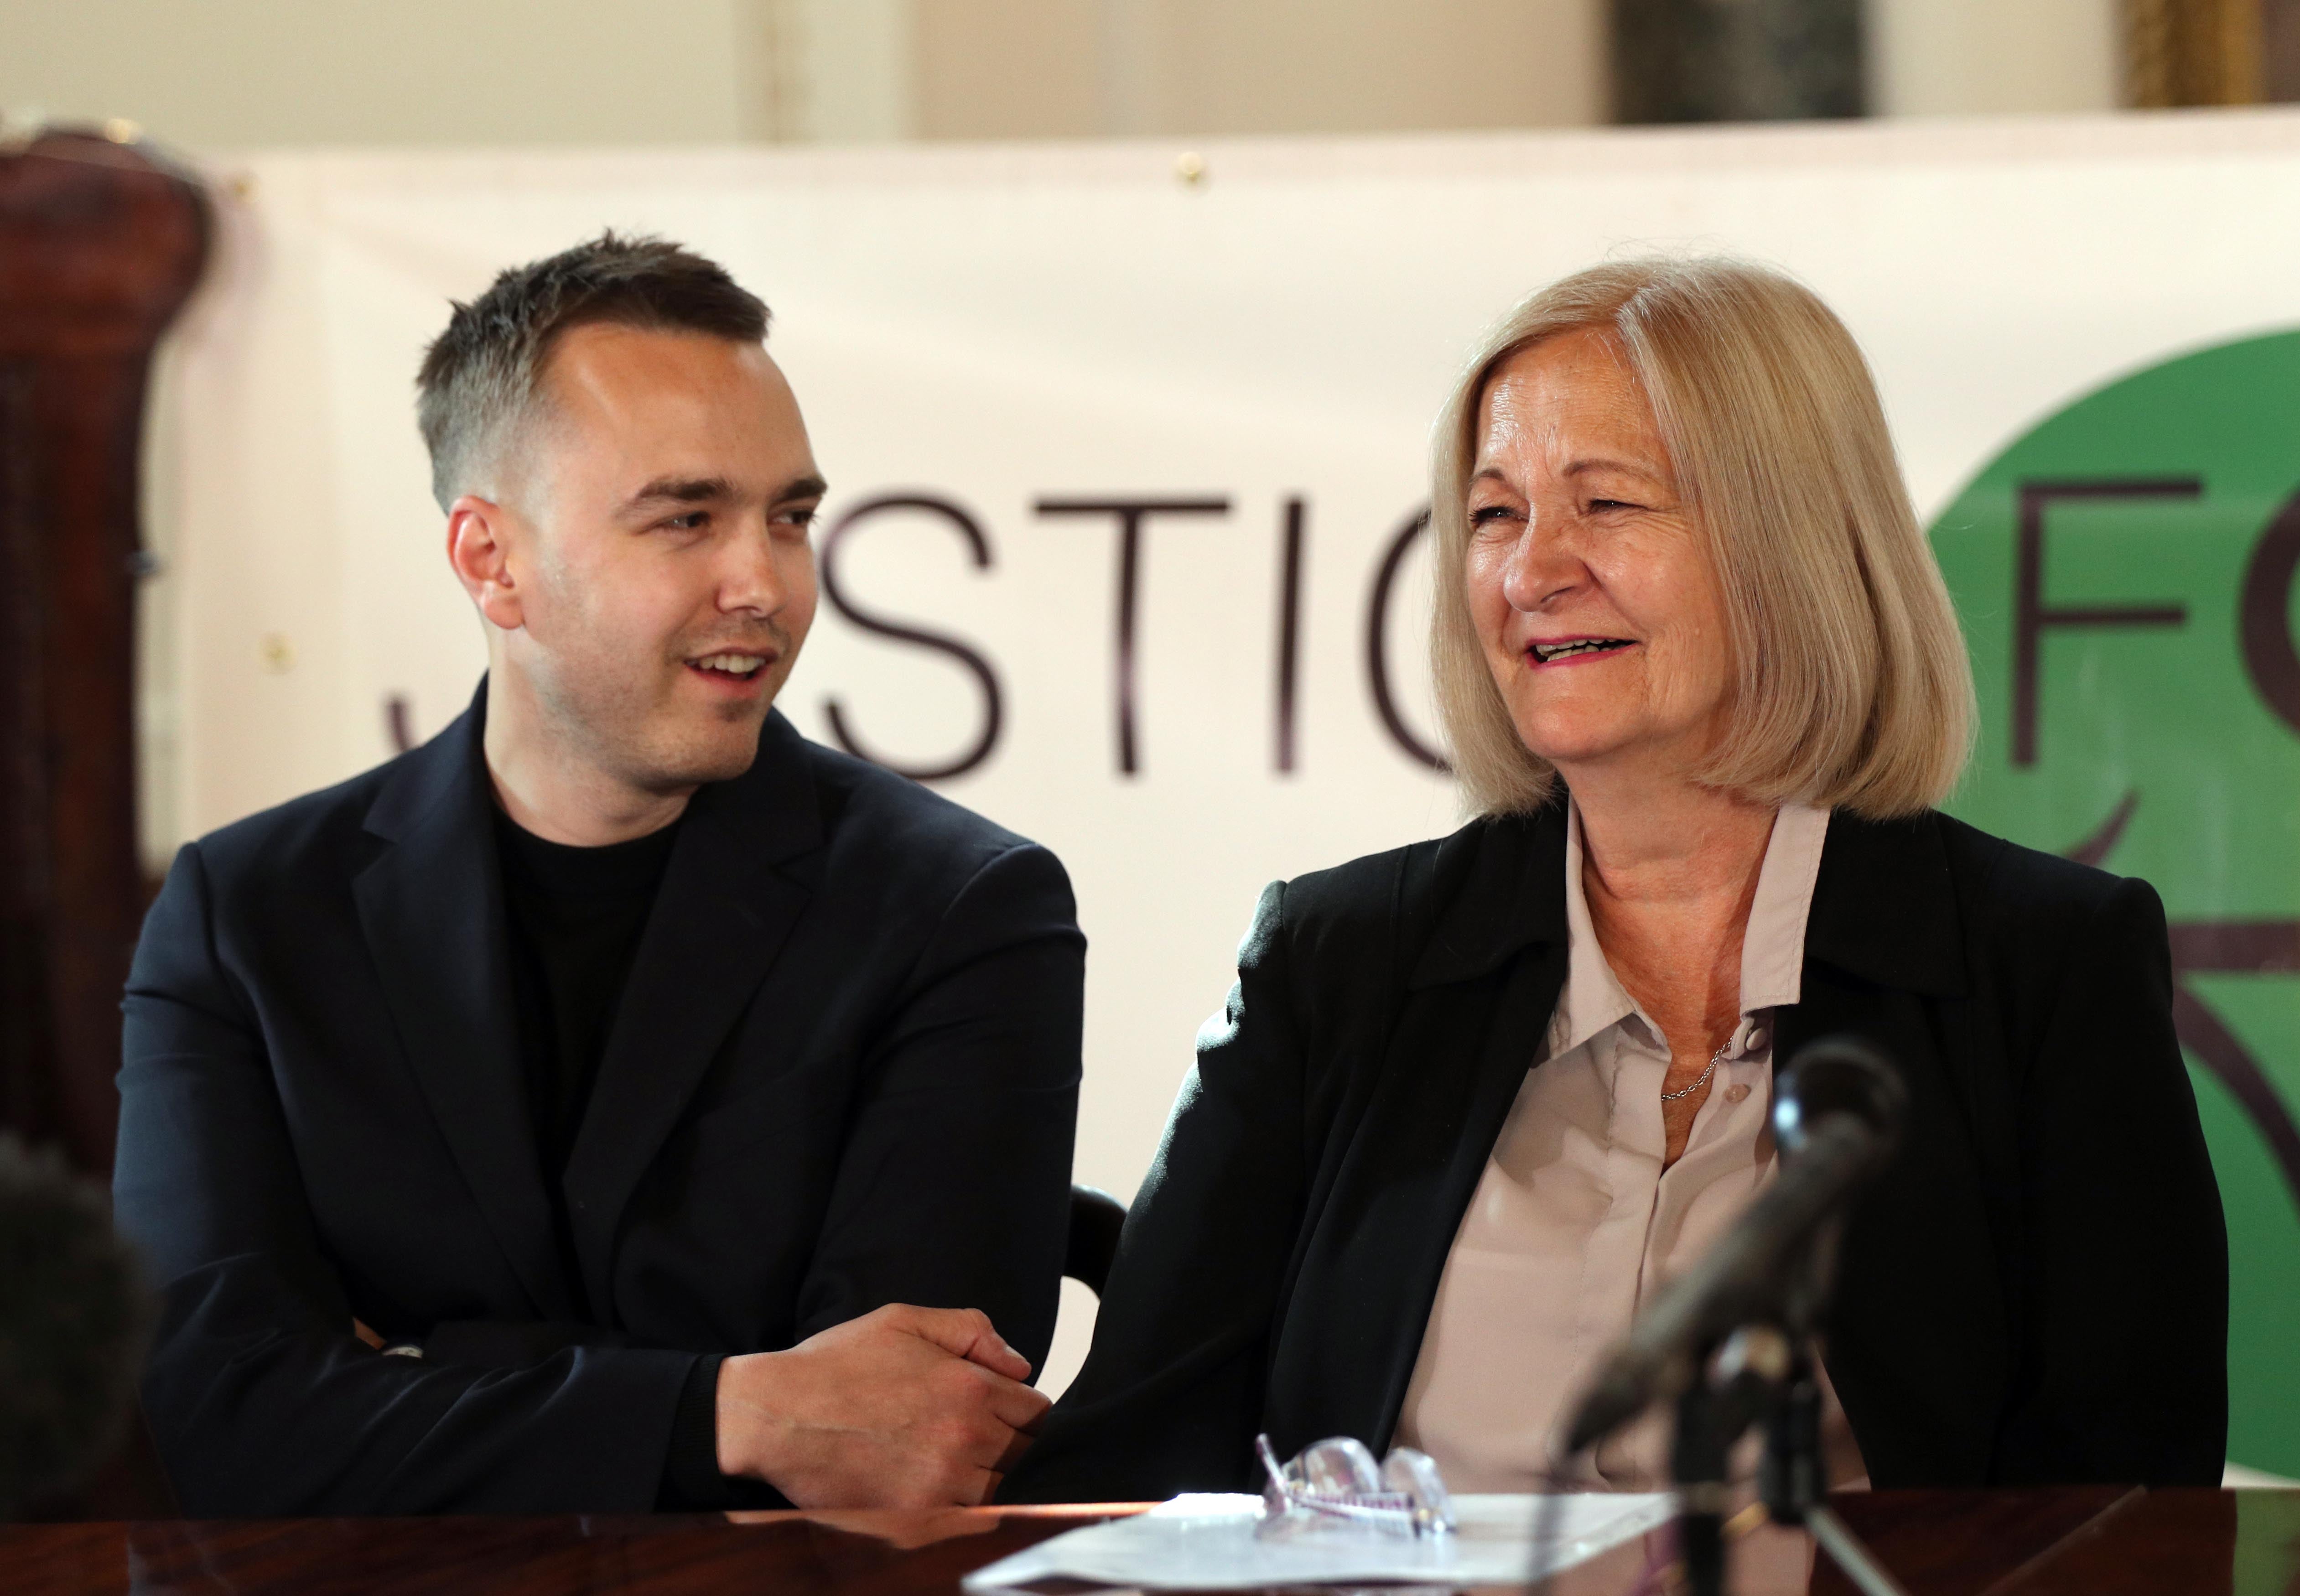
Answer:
[
  {"left": 1512, "top": 704, "right": 1723, "bottom": 785},
  {"left": 1512, "top": 720, "right": 1639, "bottom": 773}
]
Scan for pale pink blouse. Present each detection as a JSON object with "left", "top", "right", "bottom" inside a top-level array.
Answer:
[{"left": 1394, "top": 801, "right": 1867, "bottom": 1493}]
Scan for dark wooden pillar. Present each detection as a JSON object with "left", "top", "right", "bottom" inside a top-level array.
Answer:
[{"left": 0, "top": 130, "right": 208, "bottom": 1177}]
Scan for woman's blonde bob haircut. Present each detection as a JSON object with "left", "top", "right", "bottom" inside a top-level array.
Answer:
[{"left": 1430, "top": 257, "right": 1974, "bottom": 820}]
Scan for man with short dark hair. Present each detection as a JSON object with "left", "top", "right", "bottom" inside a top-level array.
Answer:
[{"left": 114, "top": 234, "right": 1083, "bottom": 1514}]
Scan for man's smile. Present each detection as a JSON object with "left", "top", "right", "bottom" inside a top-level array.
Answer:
[{"left": 685, "top": 650, "right": 773, "bottom": 686}]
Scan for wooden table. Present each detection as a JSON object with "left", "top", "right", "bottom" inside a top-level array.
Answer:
[{"left": 4, "top": 1488, "right": 2295, "bottom": 1594}]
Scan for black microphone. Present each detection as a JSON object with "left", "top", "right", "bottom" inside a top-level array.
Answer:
[
  {"left": 0, "top": 1134, "right": 154, "bottom": 1519},
  {"left": 1558, "top": 1037, "right": 1905, "bottom": 1460}
]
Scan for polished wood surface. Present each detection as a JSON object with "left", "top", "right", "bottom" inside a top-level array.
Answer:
[{"left": 3, "top": 1490, "right": 2294, "bottom": 1595}]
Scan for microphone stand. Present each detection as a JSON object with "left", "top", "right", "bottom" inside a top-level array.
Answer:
[
  {"left": 1551, "top": 1040, "right": 1917, "bottom": 1596},
  {"left": 1664, "top": 1322, "right": 1911, "bottom": 1596},
  {"left": 1755, "top": 1349, "right": 1910, "bottom": 1596},
  {"left": 1671, "top": 1379, "right": 1734, "bottom": 1596},
  {"left": 1667, "top": 1323, "right": 1789, "bottom": 1596}
]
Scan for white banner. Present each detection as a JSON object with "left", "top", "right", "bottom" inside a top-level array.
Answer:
[{"left": 148, "top": 111, "right": 2300, "bottom": 1394}]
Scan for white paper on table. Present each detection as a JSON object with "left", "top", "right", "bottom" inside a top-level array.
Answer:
[{"left": 964, "top": 1492, "right": 1676, "bottom": 1590}]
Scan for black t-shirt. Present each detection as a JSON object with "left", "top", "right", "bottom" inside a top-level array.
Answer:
[
  {"left": 492, "top": 807, "right": 682, "bottom": 1292},
  {"left": 490, "top": 805, "right": 765, "bottom": 1510}
]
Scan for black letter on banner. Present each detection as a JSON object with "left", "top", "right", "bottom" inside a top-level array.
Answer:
[
  {"left": 1034, "top": 497, "right": 1230, "bottom": 776},
  {"left": 820, "top": 494, "right": 1004, "bottom": 782},
  {"left": 1275, "top": 496, "right": 1307, "bottom": 774},
  {"left": 2012, "top": 478, "right": 2195, "bottom": 767},
  {"left": 1364, "top": 508, "right": 1449, "bottom": 772},
  {"left": 2241, "top": 485, "right": 2300, "bottom": 736}
]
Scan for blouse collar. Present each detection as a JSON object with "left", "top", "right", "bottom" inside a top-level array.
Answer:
[{"left": 1550, "top": 800, "right": 1832, "bottom": 1061}]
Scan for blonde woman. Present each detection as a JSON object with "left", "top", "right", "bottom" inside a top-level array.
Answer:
[{"left": 1004, "top": 259, "right": 2225, "bottom": 1502}]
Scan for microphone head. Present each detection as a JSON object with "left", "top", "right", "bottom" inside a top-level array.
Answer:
[
  {"left": 1773, "top": 1036, "right": 1906, "bottom": 1158},
  {"left": 0, "top": 1135, "right": 153, "bottom": 1520}
]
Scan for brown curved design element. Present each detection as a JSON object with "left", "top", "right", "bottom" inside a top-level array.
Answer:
[
  {"left": 2170, "top": 985, "right": 2300, "bottom": 1216},
  {"left": 2165, "top": 915, "right": 2300, "bottom": 1211},
  {"left": 2240, "top": 483, "right": 2300, "bottom": 735},
  {"left": 2062, "top": 798, "right": 2300, "bottom": 1213},
  {"left": 2167, "top": 920, "right": 2300, "bottom": 974},
  {"left": 0, "top": 131, "right": 209, "bottom": 1175},
  {"left": 2063, "top": 789, "right": 2139, "bottom": 868},
  {"left": 2163, "top": 920, "right": 2300, "bottom": 1212}
]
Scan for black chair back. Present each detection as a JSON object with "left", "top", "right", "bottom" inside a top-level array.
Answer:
[{"left": 1064, "top": 1185, "right": 1127, "bottom": 1296}]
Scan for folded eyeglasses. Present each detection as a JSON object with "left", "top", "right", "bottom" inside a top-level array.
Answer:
[{"left": 1255, "top": 1433, "right": 1457, "bottom": 1539}]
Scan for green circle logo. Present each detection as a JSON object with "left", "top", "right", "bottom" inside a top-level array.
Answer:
[{"left": 1931, "top": 330, "right": 2300, "bottom": 1476}]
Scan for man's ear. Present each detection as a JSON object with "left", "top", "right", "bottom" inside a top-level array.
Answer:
[{"left": 446, "top": 495, "right": 525, "bottom": 632}]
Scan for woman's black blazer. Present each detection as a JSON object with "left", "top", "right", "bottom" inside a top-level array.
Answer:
[{"left": 1004, "top": 802, "right": 2227, "bottom": 1502}]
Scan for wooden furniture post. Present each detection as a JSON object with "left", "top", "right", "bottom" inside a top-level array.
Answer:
[{"left": 0, "top": 130, "right": 208, "bottom": 1176}]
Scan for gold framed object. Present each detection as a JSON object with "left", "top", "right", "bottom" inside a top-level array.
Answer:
[{"left": 2124, "top": 0, "right": 2267, "bottom": 107}]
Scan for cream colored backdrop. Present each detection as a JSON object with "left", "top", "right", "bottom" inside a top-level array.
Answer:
[{"left": 145, "top": 112, "right": 2300, "bottom": 1393}]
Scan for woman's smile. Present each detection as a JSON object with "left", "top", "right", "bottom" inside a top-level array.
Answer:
[{"left": 1525, "top": 635, "right": 1638, "bottom": 668}]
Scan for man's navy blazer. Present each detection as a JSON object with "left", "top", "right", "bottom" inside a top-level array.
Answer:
[{"left": 114, "top": 687, "right": 1084, "bottom": 1515}]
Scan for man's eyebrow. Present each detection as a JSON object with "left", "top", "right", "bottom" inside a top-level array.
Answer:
[
  {"left": 621, "top": 475, "right": 736, "bottom": 512},
  {"left": 774, "top": 474, "right": 829, "bottom": 505}
]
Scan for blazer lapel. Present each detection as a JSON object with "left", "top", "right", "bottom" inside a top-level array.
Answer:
[
  {"left": 1776, "top": 809, "right": 1968, "bottom": 1143},
  {"left": 353, "top": 682, "right": 577, "bottom": 1321},
  {"left": 1796, "top": 811, "right": 1965, "bottom": 1002},
  {"left": 561, "top": 712, "right": 825, "bottom": 1323},
  {"left": 1776, "top": 809, "right": 1972, "bottom": 1188},
  {"left": 1265, "top": 807, "right": 1572, "bottom": 1454},
  {"left": 1775, "top": 810, "right": 2005, "bottom": 1486}
]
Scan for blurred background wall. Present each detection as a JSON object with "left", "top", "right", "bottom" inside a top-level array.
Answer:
[
  {"left": 3, "top": 0, "right": 2157, "bottom": 151},
  {"left": 0, "top": 0, "right": 2193, "bottom": 891}
]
